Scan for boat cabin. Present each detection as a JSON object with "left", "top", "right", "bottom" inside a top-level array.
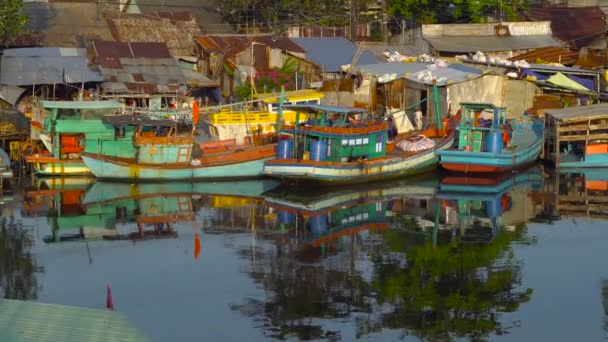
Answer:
[
  {"left": 41, "top": 100, "right": 125, "bottom": 160},
  {"left": 101, "top": 115, "right": 195, "bottom": 165},
  {"left": 456, "top": 103, "right": 508, "bottom": 153},
  {"left": 280, "top": 104, "right": 388, "bottom": 162}
]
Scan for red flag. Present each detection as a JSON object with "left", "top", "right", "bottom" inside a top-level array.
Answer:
[
  {"left": 106, "top": 283, "right": 114, "bottom": 310},
  {"left": 192, "top": 101, "right": 200, "bottom": 126},
  {"left": 194, "top": 233, "right": 201, "bottom": 260}
]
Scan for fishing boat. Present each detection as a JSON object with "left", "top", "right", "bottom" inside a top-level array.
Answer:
[
  {"left": 203, "top": 89, "right": 323, "bottom": 144},
  {"left": 438, "top": 103, "right": 543, "bottom": 173},
  {"left": 25, "top": 100, "right": 125, "bottom": 176},
  {"left": 80, "top": 115, "right": 277, "bottom": 181},
  {"left": 262, "top": 104, "right": 453, "bottom": 183}
]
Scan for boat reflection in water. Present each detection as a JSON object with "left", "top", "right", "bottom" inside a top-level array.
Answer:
[
  {"left": 231, "top": 169, "right": 544, "bottom": 340},
  {"left": 25, "top": 177, "right": 280, "bottom": 244}
]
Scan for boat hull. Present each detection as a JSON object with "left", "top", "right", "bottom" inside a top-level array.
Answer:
[
  {"left": 439, "top": 139, "right": 541, "bottom": 173},
  {"left": 27, "top": 156, "right": 91, "bottom": 176},
  {"left": 81, "top": 154, "right": 271, "bottom": 181},
  {"left": 263, "top": 135, "right": 453, "bottom": 183}
]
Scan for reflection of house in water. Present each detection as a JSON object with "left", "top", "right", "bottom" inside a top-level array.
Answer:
[
  {"left": 438, "top": 167, "right": 545, "bottom": 242},
  {"left": 542, "top": 169, "right": 608, "bottom": 218}
]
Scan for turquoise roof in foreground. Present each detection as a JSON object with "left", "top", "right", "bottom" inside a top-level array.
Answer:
[{"left": 0, "top": 299, "right": 150, "bottom": 342}]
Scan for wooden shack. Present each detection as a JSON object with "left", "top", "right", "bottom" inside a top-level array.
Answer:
[{"left": 542, "top": 104, "right": 608, "bottom": 167}]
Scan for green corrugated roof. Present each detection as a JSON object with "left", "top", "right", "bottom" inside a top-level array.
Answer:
[
  {"left": 40, "top": 100, "right": 124, "bottom": 109},
  {"left": 0, "top": 299, "right": 150, "bottom": 342}
]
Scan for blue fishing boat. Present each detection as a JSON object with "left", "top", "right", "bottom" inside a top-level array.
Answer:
[
  {"left": 438, "top": 103, "right": 543, "bottom": 173},
  {"left": 263, "top": 104, "right": 453, "bottom": 183}
]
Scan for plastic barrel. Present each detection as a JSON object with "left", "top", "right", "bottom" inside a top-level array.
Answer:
[
  {"left": 278, "top": 211, "right": 295, "bottom": 225},
  {"left": 309, "top": 214, "right": 328, "bottom": 235},
  {"left": 277, "top": 139, "right": 294, "bottom": 159},
  {"left": 484, "top": 130, "right": 503, "bottom": 154},
  {"left": 310, "top": 140, "right": 328, "bottom": 161},
  {"left": 485, "top": 198, "right": 502, "bottom": 219}
]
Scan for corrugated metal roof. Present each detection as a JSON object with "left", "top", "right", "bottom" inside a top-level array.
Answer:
[
  {"left": 510, "top": 47, "right": 579, "bottom": 65},
  {"left": 22, "top": 2, "right": 115, "bottom": 47},
  {"left": 194, "top": 36, "right": 250, "bottom": 57},
  {"left": 292, "top": 37, "right": 378, "bottom": 72},
  {"left": 425, "top": 35, "right": 562, "bottom": 53},
  {"left": 526, "top": 6, "right": 607, "bottom": 50},
  {"left": 577, "top": 47, "right": 608, "bottom": 68},
  {"left": 545, "top": 103, "right": 608, "bottom": 121},
  {"left": 132, "top": 0, "right": 234, "bottom": 34},
  {"left": 93, "top": 40, "right": 213, "bottom": 94},
  {"left": 423, "top": 21, "right": 554, "bottom": 37},
  {"left": 252, "top": 36, "right": 306, "bottom": 53},
  {"left": 107, "top": 13, "right": 202, "bottom": 58},
  {"left": 525, "top": 63, "right": 601, "bottom": 74},
  {"left": 356, "top": 62, "right": 483, "bottom": 86},
  {"left": 0, "top": 47, "right": 103, "bottom": 86},
  {"left": 0, "top": 299, "right": 150, "bottom": 342}
]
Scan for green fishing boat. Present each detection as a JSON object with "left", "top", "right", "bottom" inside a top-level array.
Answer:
[{"left": 25, "top": 100, "right": 130, "bottom": 176}]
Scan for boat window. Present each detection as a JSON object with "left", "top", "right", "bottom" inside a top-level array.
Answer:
[
  {"left": 363, "top": 137, "right": 369, "bottom": 144},
  {"left": 349, "top": 139, "right": 356, "bottom": 145},
  {"left": 57, "top": 108, "right": 79, "bottom": 118},
  {"left": 342, "top": 139, "right": 348, "bottom": 146},
  {"left": 356, "top": 138, "right": 362, "bottom": 145}
]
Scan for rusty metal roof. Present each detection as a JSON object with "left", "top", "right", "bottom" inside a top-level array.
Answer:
[
  {"left": 577, "top": 47, "right": 608, "bottom": 68},
  {"left": 526, "top": 6, "right": 607, "bottom": 50},
  {"left": 252, "top": 36, "right": 306, "bottom": 53},
  {"left": 510, "top": 47, "right": 580, "bottom": 65},
  {"left": 92, "top": 40, "right": 215, "bottom": 94},
  {"left": 194, "top": 36, "right": 249, "bottom": 57},
  {"left": 107, "top": 12, "right": 202, "bottom": 58}
]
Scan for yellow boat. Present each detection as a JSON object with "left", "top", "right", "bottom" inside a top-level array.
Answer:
[{"left": 204, "top": 89, "right": 324, "bottom": 143}]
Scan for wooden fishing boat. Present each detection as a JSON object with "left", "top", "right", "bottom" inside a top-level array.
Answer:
[
  {"left": 25, "top": 100, "right": 126, "bottom": 176},
  {"left": 438, "top": 103, "right": 543, "bottom": 173},
  {"left": 263, "top": 104, "right": 453, "bottom": 183},
  {"left": 80, "top": 115, "right": 277, "bottom": 181}
]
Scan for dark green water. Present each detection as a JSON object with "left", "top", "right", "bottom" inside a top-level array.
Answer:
[{"left": 2, "top": 166, "right": 608, "bottom": 341}]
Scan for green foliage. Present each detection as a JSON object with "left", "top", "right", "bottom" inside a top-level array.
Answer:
[
  {"left": 0, "top": 218, "right": 41, "bottom": 300},
  {"left": 387, "top": 0, "right": 526, "bottom": 24},
  {"left": 0, "top": 0, "right": 28, "bottom": 47}
]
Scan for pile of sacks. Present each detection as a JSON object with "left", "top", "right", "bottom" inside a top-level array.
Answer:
[
  {"left": 383, "top": 51, "right": 439, "bottom": 64},
  {"left": 455, "top": 51, "right": 531, "bottom": 68}
]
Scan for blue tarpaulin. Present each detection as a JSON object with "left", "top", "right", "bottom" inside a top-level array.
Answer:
[
  {"left": 567, "top": 74, "right": 595, "bottom": 90},
  {"left": 522, "top": 69, "right": 549, "bottom": 81}
]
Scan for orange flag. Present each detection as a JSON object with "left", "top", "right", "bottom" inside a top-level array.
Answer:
[
  {"left": 192, "top": 101, "right": 200, "bottom": 126},
  {"left": 194, "top": 233, "right": 201, "bottom": 260}
]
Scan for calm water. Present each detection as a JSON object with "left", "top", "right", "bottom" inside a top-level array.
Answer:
[{"left": 3, "top": 166, "right": 608, "bottom": 341}]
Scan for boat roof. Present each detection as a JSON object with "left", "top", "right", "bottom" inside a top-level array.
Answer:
[
  {"left": 254, "top": 89, "right": 324, "bottom": 102},
  {"left": 545, "top": 103, "right": 608, "bottom": 122},
  {"left": 460, "top": 103, "right": 506, "bottom": 111},
  {"left": 283, "top": 104, "right": 367, "bottom": 114},
  {"left": 102, "top": 115, "right": 176, "bottom": 127},
  {"left": 41, "top": 100, "right": 124, "bottom": 110}
]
